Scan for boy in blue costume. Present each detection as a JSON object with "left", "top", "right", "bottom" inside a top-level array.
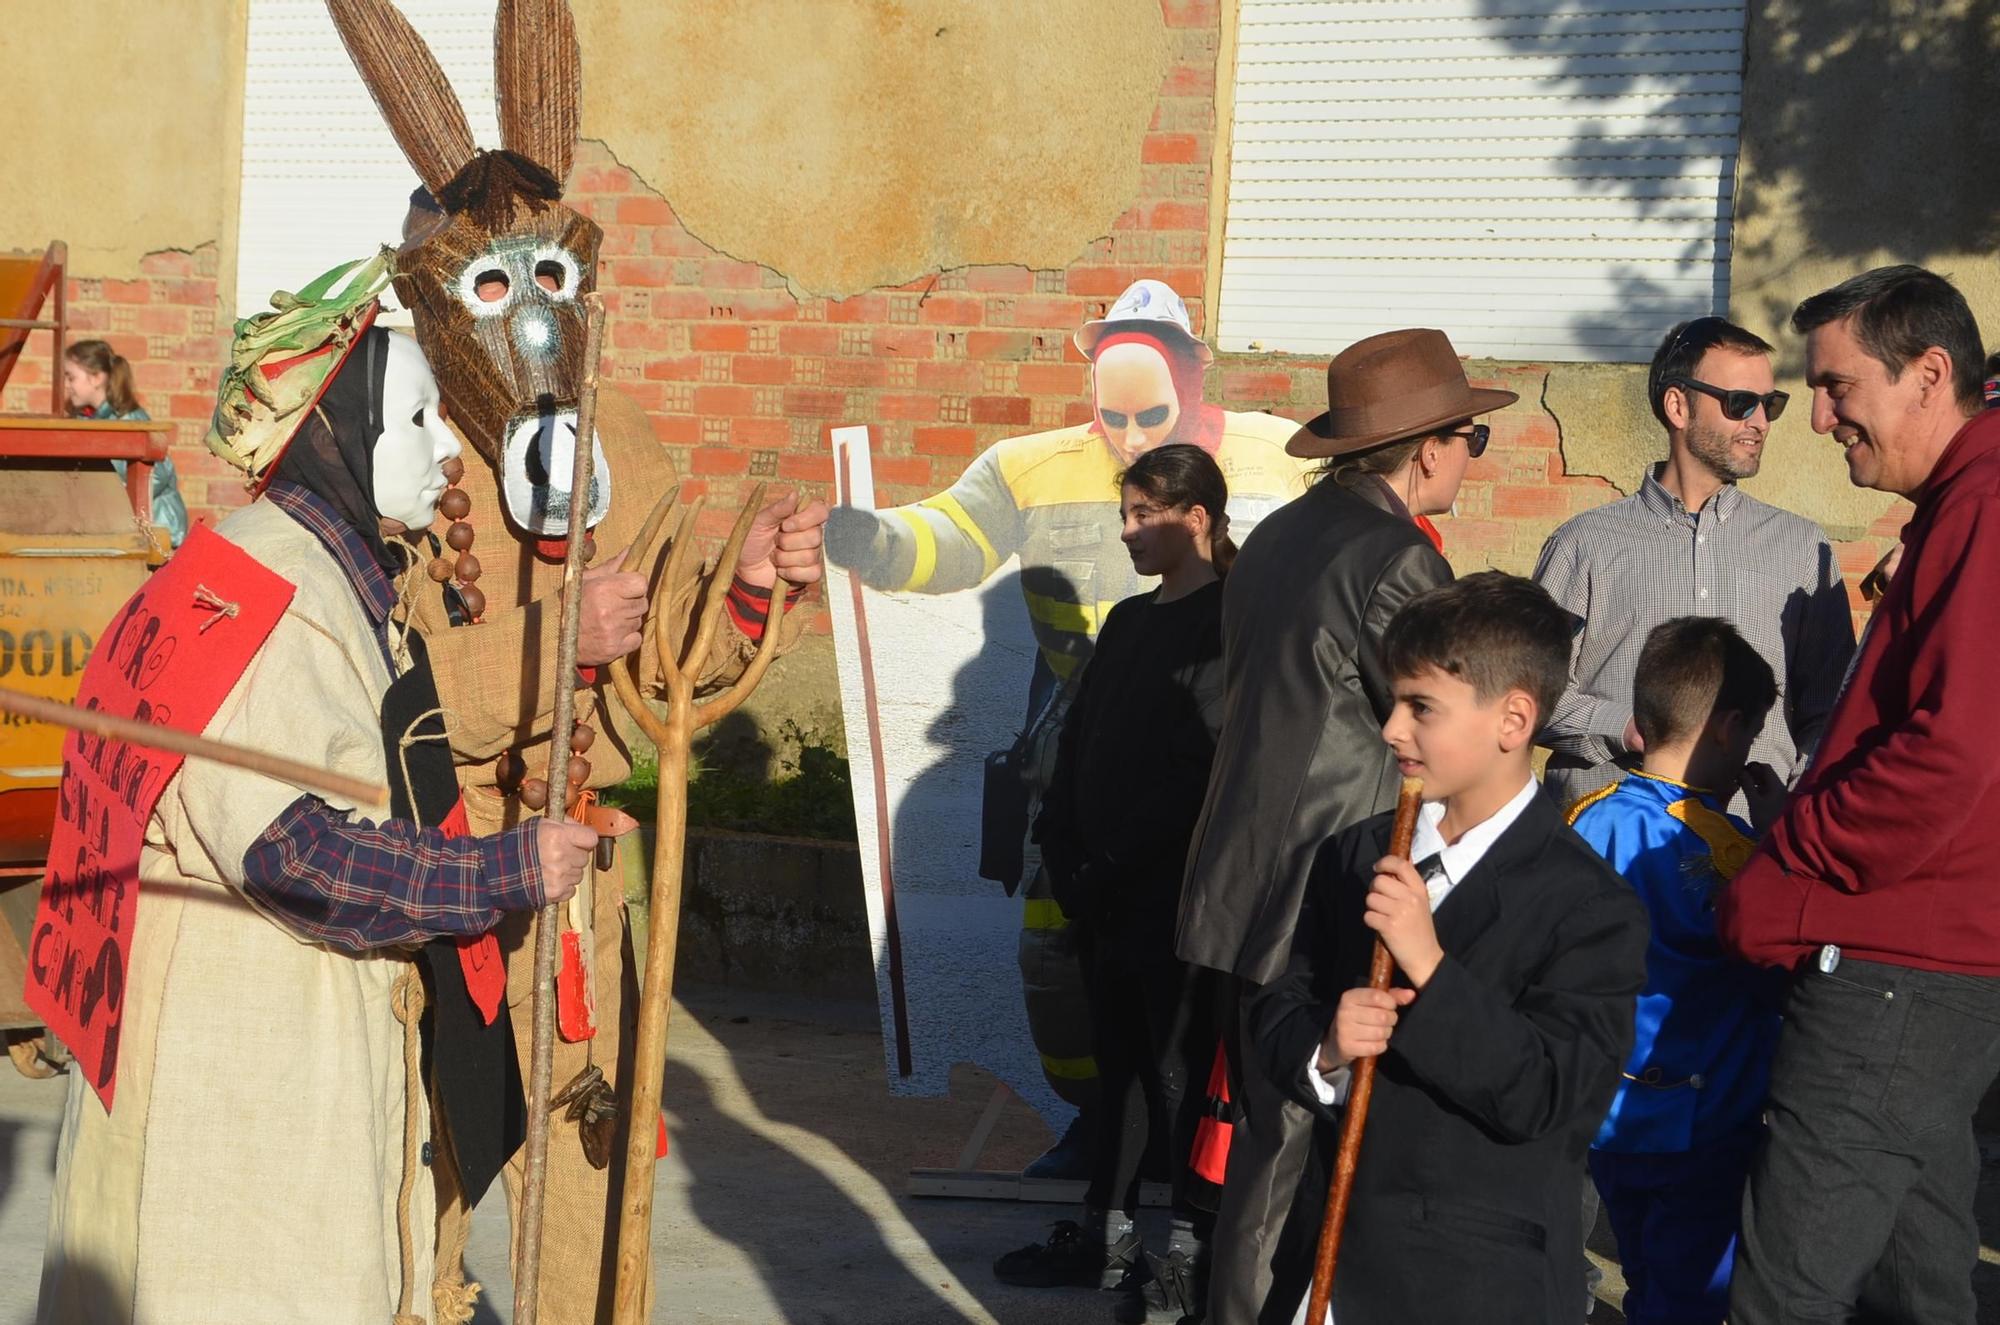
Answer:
[{"left": 1567, "top": 616, "right": 1789, "bottom": 1325}]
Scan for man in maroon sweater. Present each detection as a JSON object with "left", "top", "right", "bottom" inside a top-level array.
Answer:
[{"left": 1719, "top": 264, "right": 2000, "bottom": 1324}]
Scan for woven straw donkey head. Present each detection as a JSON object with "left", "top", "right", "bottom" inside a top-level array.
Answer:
[{"left": 328, "top": 0, "right": 610, "bottom": 537}]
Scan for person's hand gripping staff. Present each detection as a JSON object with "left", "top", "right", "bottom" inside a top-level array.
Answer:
[{"left": 1318, "top": 781, "right": 1430, "bottom": 1076}]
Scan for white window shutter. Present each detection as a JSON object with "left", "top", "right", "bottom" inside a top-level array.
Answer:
[
  {"left": 1217, "top": 0, "right": 1749, "bottom": 362},
  {"left": 236, "top": 0, "right": 501, "bottom": 321}
]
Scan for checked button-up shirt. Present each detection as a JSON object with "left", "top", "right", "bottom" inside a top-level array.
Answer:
[
  {"left": 1533, "top": 465, "right": 1856, "bottom": 817},
  {"left": 237, "top": 483, "right": 545, "bottom": 952}
]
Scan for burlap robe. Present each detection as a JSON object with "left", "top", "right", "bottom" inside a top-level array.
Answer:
[
  {"left": 403, "top": 387, "right": 808, "bottom": 1324},
  {"left": 38, "top": 500, "right": 436, "bottom": 1325}
]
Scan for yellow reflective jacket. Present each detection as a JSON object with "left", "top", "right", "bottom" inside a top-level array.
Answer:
[{"left": 852, "top": 411, "right": 1309, "bottom": 680}]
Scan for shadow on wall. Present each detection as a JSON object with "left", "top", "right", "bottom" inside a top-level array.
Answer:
[
  {"left": 1471, "top": 0, "right": 2000, "bottom": 367},
  {"left": 1725, "top": 0, "right": 2000, "bottom": 353},
  {"left": 878, "top": 567, "right": 1074, "bottom": 1111}
]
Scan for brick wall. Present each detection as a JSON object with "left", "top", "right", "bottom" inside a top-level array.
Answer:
[
  {"left": 544, "top": 0, "right": 1894, "bottom": 623},
  {"left": 1211, "top": 354, "right": 1901, "bottom": 629},
  {"left": 4, "top": 245, "right": 240, "bottom": 523},
  {"left": 561, "top": 0, "right": 1221, "bottom": 549},
  {"left": 8, "top": 0, "right": 1895, "bottom": 631}
]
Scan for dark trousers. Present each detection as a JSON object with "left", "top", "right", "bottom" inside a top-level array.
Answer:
[
  {"left": 1081, "top": 923, "right": 1216, "bottom": 1219},
  {"left": 1590, "top": 1132, "right": 1757, "bottom": 1325},
  {"left": 1731, "top": 957, "right": 2000, "bottom": 1324},
  {"left": 1206, "top": 978, "right": 1316, "bottom": 1325}
]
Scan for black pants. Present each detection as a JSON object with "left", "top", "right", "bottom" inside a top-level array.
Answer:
[
  {"left": 1080, "top": 922, "right": 1217, "bottom": 1220},
  {"left": 1731, "top": 957, "right": 2000, "bottom": 1324},
  {"left": 1209, "top": 977, "right": 1316, "bottom": 1325}
]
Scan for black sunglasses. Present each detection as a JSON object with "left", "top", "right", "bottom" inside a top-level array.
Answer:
[
  {"left": 1099, "top": 404, "right": 1173, "bottom": 430},
  {"left": 1667, "top": 376, "right": 1789, "bottom": 423},
  {"left": 1443, "top": 423, "right": 1490, "bottom": 458}
]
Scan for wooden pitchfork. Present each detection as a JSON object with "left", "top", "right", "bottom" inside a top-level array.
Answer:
[
  {"left": 605, "top": 480, "right": 790, "bottom": 1324},
  {"left": 1302, "top": 775, "right": 1424, "bottom": 1325}
]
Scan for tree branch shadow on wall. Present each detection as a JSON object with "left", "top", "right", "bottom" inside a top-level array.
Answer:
[{"left": 1473, "top": 0, "right": 2000, "bottom": 371}]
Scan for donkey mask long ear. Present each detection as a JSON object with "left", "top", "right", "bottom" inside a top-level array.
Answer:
[
  {"left": 326, "top": 0, "right": 479, "bottom": 196},
  {"left": 494, "top": 0, "right": 581, "bottom": 187}
]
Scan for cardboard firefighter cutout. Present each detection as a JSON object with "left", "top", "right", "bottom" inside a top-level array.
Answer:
[{"left": 823, "top": 279, "right": 1311, "bottom": 1145}]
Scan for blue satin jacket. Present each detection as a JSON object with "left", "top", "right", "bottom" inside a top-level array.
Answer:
[{"left": 1569, "top": 771, "right": 1784, "bottom": 1153}]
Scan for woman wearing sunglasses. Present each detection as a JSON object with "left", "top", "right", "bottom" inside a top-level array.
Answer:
[{"left": 1318, "top": 413, "right": 1489, "bottom": 554}]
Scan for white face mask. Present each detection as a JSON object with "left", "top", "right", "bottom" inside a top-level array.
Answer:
[{"left": 374, "top": 332, "right": 462, "bottom": 531}]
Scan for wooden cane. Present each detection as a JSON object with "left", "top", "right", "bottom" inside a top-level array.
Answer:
[
  {"left": 514, "top": 290, "right": 607, "bottom": 1325},
  {"left": 1302, "top": 775, "right": 1425, "bottom": 1325},
  {"left": 607, "top": 485, "right": 789, "bottom": 1325},
  {"left": 0, "top": 684, "right": 388, "bottom": 807}
]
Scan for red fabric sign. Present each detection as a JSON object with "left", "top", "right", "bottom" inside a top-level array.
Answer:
[
  {"left": 23, "top": 526, "right": 294, "bottom": 1108},
  {"left": 440, "top": 796, "right": 507, "bottom": 1025}
]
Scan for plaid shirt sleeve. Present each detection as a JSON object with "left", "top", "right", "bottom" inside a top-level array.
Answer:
[{"left": 240, "top": 794, "right": 545, "bottom": 953}]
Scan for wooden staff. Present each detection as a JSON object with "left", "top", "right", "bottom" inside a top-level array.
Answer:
[
  {"left": 1303, "top": 775, "right": 1425, "bottom": 1325},
  {"left": 0, "top": 684, "right": 387, "bottom": 807},
  {"left": 515, "top": 290, "right": 607, "bottom": 1325},
  {"left": 607, "top": 484, "right": 789, "bottom": 1325}
]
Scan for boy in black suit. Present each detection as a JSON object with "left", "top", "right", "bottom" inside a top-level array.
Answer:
[{"left": 1250, "top": 573, "right": 1650, "bottom": 1324}]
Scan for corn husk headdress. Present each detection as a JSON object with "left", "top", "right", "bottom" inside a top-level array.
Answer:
[{"left": 205, "top": 250, "right": 396, "bottom": 485}]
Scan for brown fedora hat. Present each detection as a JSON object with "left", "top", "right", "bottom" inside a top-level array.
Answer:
[{"left": 1287, "top": 328, "right": 1518, "bottom": 459}]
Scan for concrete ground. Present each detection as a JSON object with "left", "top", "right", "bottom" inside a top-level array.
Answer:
[{"left": 3, "top": 984, "right": 1999, "bottom": 1323}]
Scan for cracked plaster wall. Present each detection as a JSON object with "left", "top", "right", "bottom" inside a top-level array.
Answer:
[
  {"left": 574, "top": 0, "right": 1170, "bottom": 298},
  {"left": 0, "top": 1, "right": 246, "bottom": 284}
]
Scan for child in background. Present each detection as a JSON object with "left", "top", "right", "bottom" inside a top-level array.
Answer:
[
  {"left": 1567, "top": 617, "right": 1788, "bottom": 1325},
  {"left": 64, "top": 338, "right": 190, "bottom": 547},
  {"left": 1251, "top": 573, "right": 1649, "bottom": 1323}
]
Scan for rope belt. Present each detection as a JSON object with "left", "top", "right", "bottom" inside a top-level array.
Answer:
[{"left": 391, "top": 964, "right": 427, "bottom": 1325}]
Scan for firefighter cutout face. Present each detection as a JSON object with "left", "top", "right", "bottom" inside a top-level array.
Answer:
[
  {"left": 373, "top": 331, "right": 464, "bottom": 534},
  {"left": 1093, "top": 341, "right": 1182, "bottom": 466}
]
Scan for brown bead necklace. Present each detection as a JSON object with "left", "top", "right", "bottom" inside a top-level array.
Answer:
[
  {"left": 428, "top": 456, "right": 598, "bottom": 813},
  {"left": 427, "top": 456, "right": 487, "bottom": 621}
]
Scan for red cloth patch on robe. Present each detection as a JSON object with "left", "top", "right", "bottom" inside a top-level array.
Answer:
[
  {"left": 437, "top": 797, "right": 506, "bottom": 1025},
  {"left": 24, "top": 526, "right": 294, "bottom": 1107}
]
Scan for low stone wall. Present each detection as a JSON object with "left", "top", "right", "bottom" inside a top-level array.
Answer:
[{"left": 623, "top": 826, "right": 874, "bottom": 1000}]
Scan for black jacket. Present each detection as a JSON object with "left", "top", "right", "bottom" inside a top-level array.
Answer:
[
  {"left": 1176, "top": 476, "right": 1452, "bottom": 983},
  {"left": 1249, "top": 793, "right": 1649, "bottom": 1324},
  {"left": 1035, "top": 583, "right": 1225, "bottom": 947}
]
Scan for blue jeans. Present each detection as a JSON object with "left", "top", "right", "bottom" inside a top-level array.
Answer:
[
  {"left": 1590, "top": 1132, "right": 1756, "bottom": 1325},
  {"left": 1731, "top": 957, "right": 2000, "bottom": 1324}
]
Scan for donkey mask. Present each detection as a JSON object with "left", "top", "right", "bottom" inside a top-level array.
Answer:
[{"left": 328, "top": 0, "right": 610, "bottom": 536}]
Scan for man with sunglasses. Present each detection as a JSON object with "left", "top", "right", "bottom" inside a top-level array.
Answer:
[{"left": 1534, "top": 316, "right": 1855, "bottom": 819}]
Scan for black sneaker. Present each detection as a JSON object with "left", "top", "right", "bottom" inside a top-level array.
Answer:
[
  {"left": 993, "top": 1220, "right": 1143, "bottom": 1289},
  {"left": 1115, "top": 1247, "right": 1207, "bottom": 1324}
]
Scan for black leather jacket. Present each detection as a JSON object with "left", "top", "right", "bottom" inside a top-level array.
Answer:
[{"left": 1175, "top": 475, "right": 1452, "bottom": 985}]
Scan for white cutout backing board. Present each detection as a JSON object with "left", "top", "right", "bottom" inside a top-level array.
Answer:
[{"left": 826, "top": 426, "right": 1070, "bottom": 1125}]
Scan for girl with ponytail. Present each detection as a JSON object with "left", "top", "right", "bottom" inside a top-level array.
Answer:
[
  {"left": 63, "top": 339, "right": 145, "bottom": 420},
  {"left": 64, "top": 340, "right": 190, "bottom": 547},
  {"left": 1000, "top": 441, "right": 1230, "bottom": 1318}
]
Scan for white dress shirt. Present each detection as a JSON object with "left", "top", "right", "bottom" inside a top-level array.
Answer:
[
  {"left": 1303, "top": 775, "right": 1541, "bottom": 1107},
  {"left": 1292, "top": 776, "right": 1540, "bottom": 1325}
]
